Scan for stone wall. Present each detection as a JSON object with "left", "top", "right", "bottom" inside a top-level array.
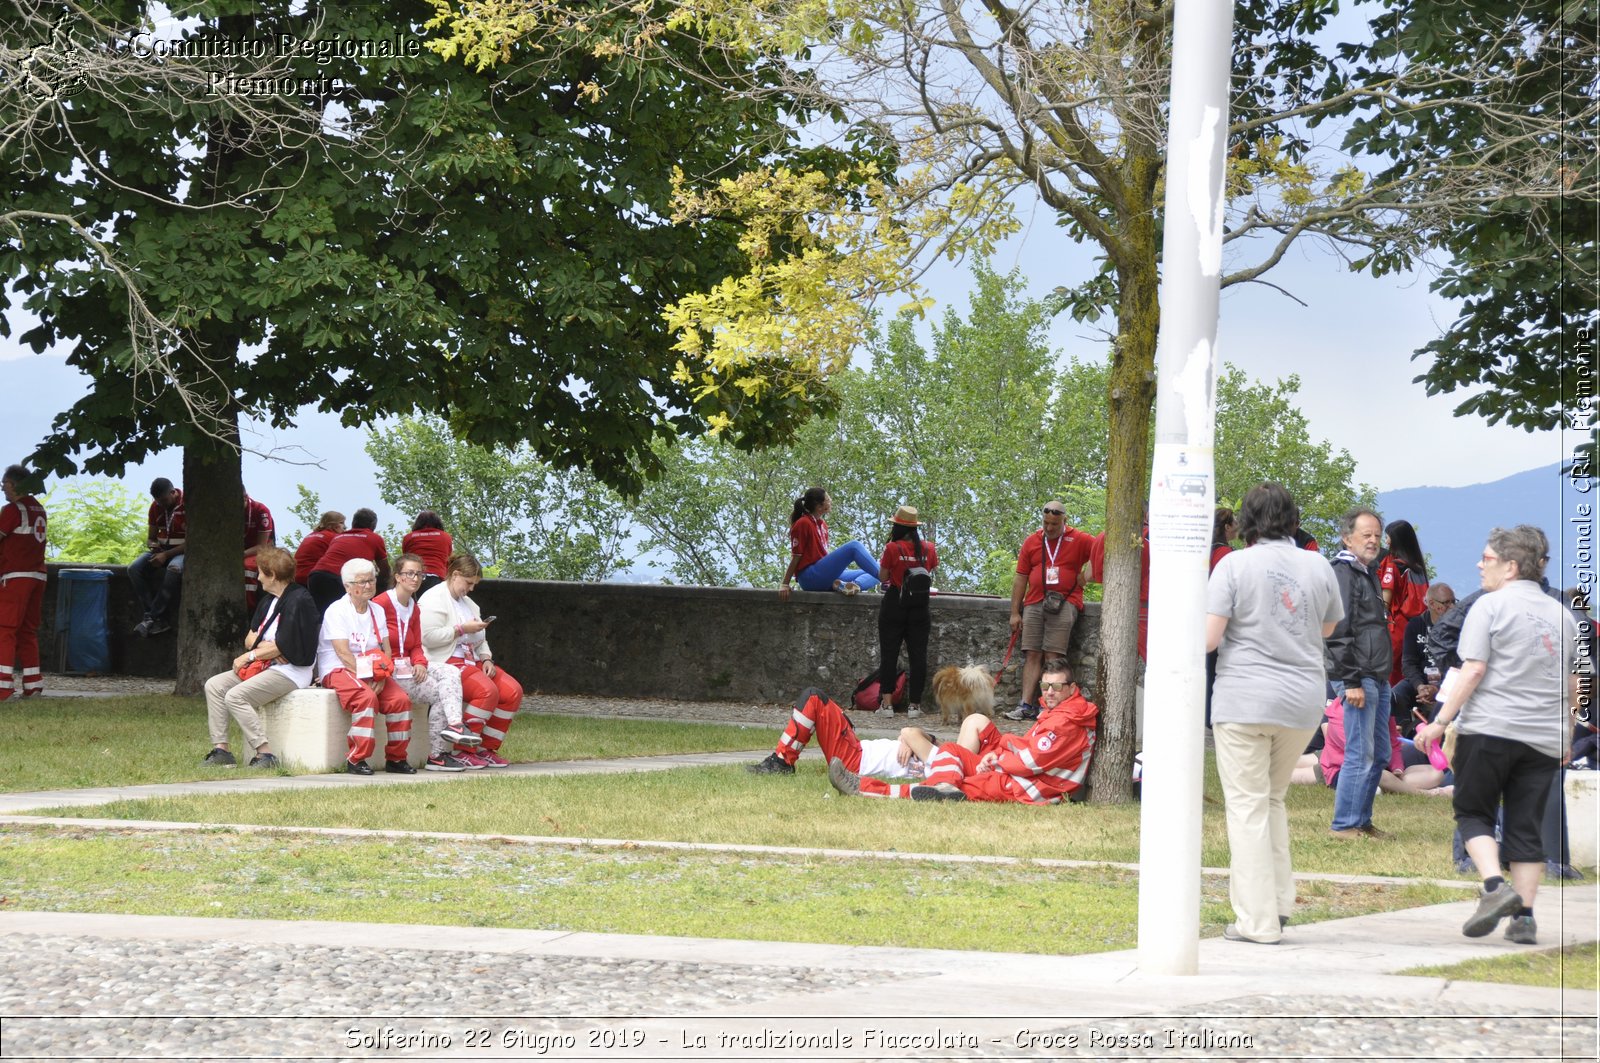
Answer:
[{"left": 39, "top": 565, "right": 1101, "bottom": 704}]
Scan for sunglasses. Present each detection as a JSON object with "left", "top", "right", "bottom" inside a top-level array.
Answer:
[
  {"left": 1043, "top": 508, "right": 1065, "bottom": 516},
  {"left": 1040, "top": 681, "right": 1070, "bottom": 691}
]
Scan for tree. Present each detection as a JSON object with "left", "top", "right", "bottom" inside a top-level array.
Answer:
[
  {"left": 365, "top": 416, "right": 631, "bottom": 581},
  {"left": 428, "top": 0, "right": 1591, "bottom": 799},
  {"left": 1341, "top": 1, "right": 1597, "bottom": 455},
  {"left": 637, "top": 263, "right": 1370, "bottom": 602},
  {"left": 3, "top": 1, "right": 858, "bottom": 690},
  {"left": 39, "top": 479, "right": 145, "bottom": 564}
]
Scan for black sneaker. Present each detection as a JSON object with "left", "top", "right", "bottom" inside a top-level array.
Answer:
[
  {"left": 746, "top": 753, "right": 795, "bottom": 775},
  {"left": 1003, "top": 702, "right": 1040, "bottom": 722},
  {"left": 202, "top": 747, "right": 237, "bottom": 767},
  {"left": 344, "top": 759, "right": 374, "bottom": 777},
  {"left": 247, "top": 752, "right": 279, "bottom": 770},
  {"left": 384, "top": 759, "right": 417, "bottom": 775},
  {"left": 1462, "top": 882, "right": 1523, "bottom": 937},
  {"left": 910, "top": 783, "right": 967, "bottom": 802},
  {"left": 1504, "top": 915, "right": 1537, "bottom": 945},
  {"left": 827, "top": 757, "right": 860, "bottom": 796}
]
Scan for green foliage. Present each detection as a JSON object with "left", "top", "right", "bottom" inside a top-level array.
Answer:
[
  {"left": 4, "top": 1, "right": 846, "bottom": 495},
  {"left": 39, "top": 479, "right": 144, "bottom": 564},
  {"left": 365, "top": 415, "right": 630, "bottom": 581},
  {"left": 1336, "top": 0, "right": 1597, "bottom": 455},
  {"left": 636, "top": 262, "right": 1370, "bottom": 591}
]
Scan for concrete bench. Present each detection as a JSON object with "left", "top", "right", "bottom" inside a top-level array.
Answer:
[
  {"left": 1567, "top": 771, "right": 1598, "bottom": 868},
  {"left": 259, "top": 688, "right": 430, "bottom": 773}
]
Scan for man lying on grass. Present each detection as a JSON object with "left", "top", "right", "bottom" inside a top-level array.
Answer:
[
  {"left": 748, "top": 687, "right": 939, "bottom": 780},
  {"left": 829, "top": 658, "right": 1097, "bottom": 803}
]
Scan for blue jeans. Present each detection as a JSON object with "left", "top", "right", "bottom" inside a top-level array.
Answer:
[
  {"left": 796, "top": 541, "right": 881, "bottom": 592},
  {"left": 1330, "top": 676, "right": 1390, "bottom": 831},
  {"left": 129, "top": 550, "right": 185, "bottom": 622}
]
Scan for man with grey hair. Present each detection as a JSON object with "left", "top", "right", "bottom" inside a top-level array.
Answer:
[
  {"left": 1324, "top": 507, "right": 1393, "bottom": 840},
  {"left": 1414, "top": 526, "right": 1579, "bottom": 945}
]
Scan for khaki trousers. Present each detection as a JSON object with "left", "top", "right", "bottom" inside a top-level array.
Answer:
[
  {"left": 205, "top": 667, "right": 299, "bottom": 750},
  {"left": 1212, "top": 721, "right": 1317, "bottom": 942}
]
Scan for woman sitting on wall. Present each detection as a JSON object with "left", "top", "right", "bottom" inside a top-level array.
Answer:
[
  {"left": 779, "top": 487, "right": 880, "bottom": 599},
  {"left": 317, "top": 556, "right": 414, "bottom": 776},
  {"left": 401, "top": 510, "right": 453, "bottom": 596},
  {"left": 293, "top": 510, "right": 345, "bottom": 586},
  {"left": 419, "top": 552, "right": 524, "bottom": 768}
]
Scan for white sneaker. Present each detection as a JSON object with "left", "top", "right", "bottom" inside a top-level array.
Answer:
[
  {"left": 875, "top": 704, "right": 895, "bottom": 719},
  {"left": 906, "top": 704, "right": 924, "bottom": 718}
]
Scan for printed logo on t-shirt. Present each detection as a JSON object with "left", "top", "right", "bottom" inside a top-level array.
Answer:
[{"left": 1267, "top": 568, "right": 1308, "bottom": 637}]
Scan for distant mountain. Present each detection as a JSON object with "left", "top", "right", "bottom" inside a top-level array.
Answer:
[{"left": 1376, "top": 463, "right": 1594, "bottom": 598}]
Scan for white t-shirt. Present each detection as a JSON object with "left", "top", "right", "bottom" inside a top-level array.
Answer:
[
  {"left": 1456, "top": 579, "right": 1576, "bottom": 759},
  {"left": 857, "top": 738, "right": 928, "bottom": 779},
  {"left": 257, "top": 608, "right": 313, "bottom": 688},
  {"left": 316, "top": 596, "right": 388, "bottom": 680}
]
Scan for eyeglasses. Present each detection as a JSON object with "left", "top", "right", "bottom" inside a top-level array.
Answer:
[
  {"left": 1480, "top": 554, "right": 1505, "bottom": 565},
  {"left": 1040, "top": 681, "right": 1069, "bottom": 691},
  {"left": 398, "top": 571, "right": 425, "bottom": 580},
  {"left": 348, "top": 578, "right": 375, "bottom": 586},
  {"left": 1043, "top": 508, "right": 1065, "bottom": 516},
  {"left": 1433, "top": 598, "right": 1457, "bottom": 607}
]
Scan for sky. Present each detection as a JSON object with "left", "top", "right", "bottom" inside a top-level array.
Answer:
[
  {"left": 0, "top": 3, "right": 1576, "bottom": 543},
  {"left": 1, "top": 220, "right": 1569, "bottom": 542}
]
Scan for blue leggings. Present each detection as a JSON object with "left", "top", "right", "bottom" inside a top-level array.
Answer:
[{"left": 796, "top": 541, "right": 881, "bottom": 592}]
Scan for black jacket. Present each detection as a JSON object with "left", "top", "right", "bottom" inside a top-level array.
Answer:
[
  {"left": 1324, "top": 557, "right": 1391, "bottom": 686},
  {"left": 1400, "top": 611, "right": 1439, "bottom": 688},
  {"left": 249, "top": 582, "right": 319, "bottom": 667}
]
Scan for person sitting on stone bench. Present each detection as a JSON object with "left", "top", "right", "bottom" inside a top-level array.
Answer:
[
  {"left": 202, "top": 547, "right": 318, "bottom": 770},
  {"left": 748, "top": 686, "right": 938, "bottom": 780},
  {"left": 374, "top": 552, "right": 479, "bottom": 773},
  {"left": 318, "top": 557, "right": 414, "bottom": 777},
  {"left": 830, "top": 657, "right": 1097, "bottom": 803}
]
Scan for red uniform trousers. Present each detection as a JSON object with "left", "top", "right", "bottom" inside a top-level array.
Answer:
[
  {"left": 774, "top": 689, "right": 863, "bottom": 770},
  {"left": 452, "top": 658, "right": 523, "bottom": 753},
  {"left": 322, "top": 668, "right": 412, "bottom": 763},
  {"left": 0, "top": 575, "right": 44, "bottom": 698}
]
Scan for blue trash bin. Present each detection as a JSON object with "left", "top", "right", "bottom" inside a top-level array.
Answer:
[{"left": 55, "top": 568, "right": 111, "bottom": 675}]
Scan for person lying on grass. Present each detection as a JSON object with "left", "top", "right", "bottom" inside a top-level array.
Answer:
[
  {"left": 830, "top": 657, "right": 1097, "bottom": 803},
  {"left": 748, "top": 687, "right": 937, "bottom": 780}
]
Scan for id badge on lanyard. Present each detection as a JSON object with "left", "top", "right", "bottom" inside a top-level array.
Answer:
[{"left": 1045, "top": 565, "right": 1060, "bottom": 585}]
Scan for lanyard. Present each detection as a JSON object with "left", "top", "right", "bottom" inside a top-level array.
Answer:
[
  {"left": 394, "top": 599, "right": 412, "bottom": 651},
  {"left": 1042, "top": 532, "right": 1063, "bottom": 569}
]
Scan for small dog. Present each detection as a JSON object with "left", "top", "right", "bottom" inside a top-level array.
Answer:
[{"left": 931, "top": 664, "right": 995, "bottom": 726}]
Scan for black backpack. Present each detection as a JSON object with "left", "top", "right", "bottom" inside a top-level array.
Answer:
[{"left": 900, "top": 542, "right": 932, "bottom": 610}]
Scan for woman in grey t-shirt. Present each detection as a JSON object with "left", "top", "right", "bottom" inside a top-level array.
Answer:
[
  {"left": 1205, "top": 483, "right": 1342, "bottom": 944},
  {"left": 1413, "top": 525, "right": 1578, "bottom": 947}
]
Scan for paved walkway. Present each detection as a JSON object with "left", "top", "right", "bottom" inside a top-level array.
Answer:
[{"left": 2, "top": 709, "right": 1596, "bottom": 1059}]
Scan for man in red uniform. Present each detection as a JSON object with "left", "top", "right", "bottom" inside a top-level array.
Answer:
[
  {"left": 308, "top": 508, "right": 390, "bottom": 614},
  {"left": 831, "top": 659, "right": 1098, "bottom": 803},
  {"left": 1005, "top": 501, "right": 1094, "bottom": 720},
  {"left": 0, "top": 464, "right": 48, "bottom": 700},
  {"left": 241, "top": 490, "right": 275, "bottom": 611},
  {"left": 131, "top": 477, "right": 186, "bottom": 637}
]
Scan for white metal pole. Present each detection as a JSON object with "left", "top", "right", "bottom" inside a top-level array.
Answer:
[{"left": 1136, "top": 0, "right": 1236, "bottom": 976}]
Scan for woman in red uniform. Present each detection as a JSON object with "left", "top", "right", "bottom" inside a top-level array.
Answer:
[
  {"left": 875, "top": 505, "right": 938, "bottom": 718},
  {"left": 401, "top": 510, "right": 453, "bottom": 596},
  {"left": 778, "top": 487, "right": 880, "bottom": 599},
  {"left": 1377, "top": 519, "right": 1430, "bottom": 685},
  {"left": 293, "top": 510, "right": 344, "bottom": 586}
]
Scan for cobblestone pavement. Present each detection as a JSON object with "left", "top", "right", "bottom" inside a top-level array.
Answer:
[{"left": 0, "top": 921, "right": 1590, "bottom": 1061}]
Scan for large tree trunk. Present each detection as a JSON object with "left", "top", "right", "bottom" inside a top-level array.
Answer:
[
  {"left": 1089, "top": 253, "right": 1160, "bottom": 804},
  {"left": 175, "top": 407, "right": 246, "bottom": 695}
]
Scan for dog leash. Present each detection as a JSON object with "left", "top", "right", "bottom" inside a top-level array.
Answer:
[{"left": 991, "top": 628, "right": 1020, "bottom": 687}]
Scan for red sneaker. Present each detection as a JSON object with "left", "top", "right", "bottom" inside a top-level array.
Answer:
[
  {"left": 454, "top": 751, "right": 487, "bottom": 770},
  {"left": 477, "top": 750, "right": 509, "bottom": 768}
]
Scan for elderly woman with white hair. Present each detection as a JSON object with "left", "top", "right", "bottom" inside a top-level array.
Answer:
[{"left": 317, "top": 556, "right": 414, "bottom": 776}]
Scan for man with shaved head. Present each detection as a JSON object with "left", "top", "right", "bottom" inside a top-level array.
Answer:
[{"left": 1004, "top": 500, "right": 1094, "bottom": 721}]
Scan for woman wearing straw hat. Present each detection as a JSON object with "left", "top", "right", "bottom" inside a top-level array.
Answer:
[{"left": 875, "top": 505, "right": 939, "bottom": 719}]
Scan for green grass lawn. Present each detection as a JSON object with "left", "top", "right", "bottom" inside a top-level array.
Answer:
[
  {"left": 0, "top": 823, "right": 1462, "bottom": 955},
  {"left": 1401, "top": 942, "right": 1599, "bottom": 990},
  {"left": 27, "top": 756, "right": 1492, "bottom": 880},
  {"left": 0, "top": 695, "right": 767, "bottom": 792}
]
